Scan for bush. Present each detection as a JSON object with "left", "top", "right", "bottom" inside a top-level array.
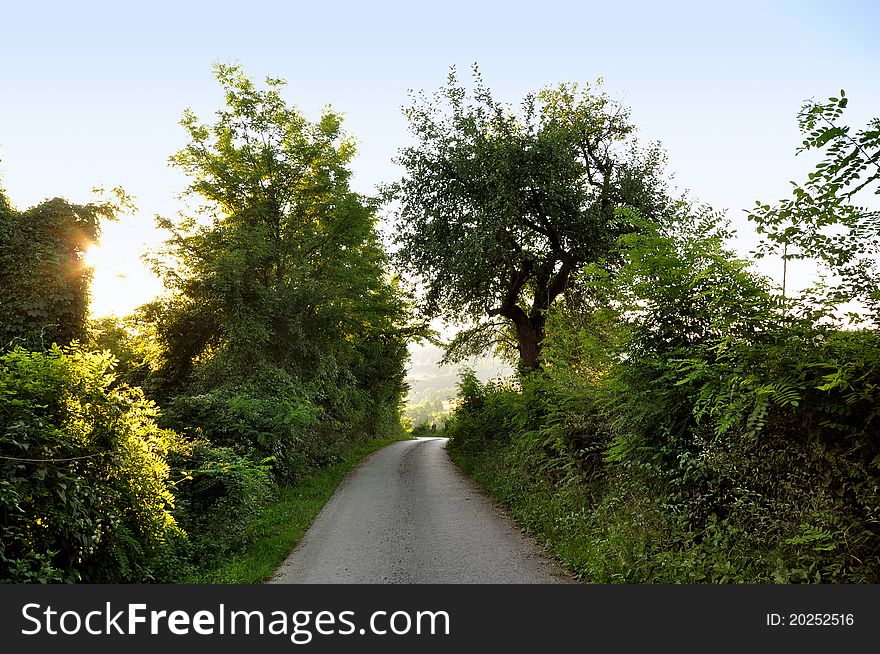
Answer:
[
  {"left": 163, "top": 377, "right": 319, "bottom": 482},
  {"left": 167, "top": 442, "right": 272, "bottom": 564},
  {"left": 0, "top": 345, "right": 184, "bottom": 582},
  {"left": 446, "top": 212, "right": 880, "bottom": 583},
  {"left": 444, "top": 370, "right": 520, "bottom": 450}
]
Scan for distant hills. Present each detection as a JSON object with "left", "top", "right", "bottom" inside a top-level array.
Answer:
[{"left": 403, "top": 342, "right": 512, "bottom": 426}]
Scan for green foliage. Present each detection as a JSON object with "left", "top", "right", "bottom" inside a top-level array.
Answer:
[
  {"left": 443, "top": 370, "right": 520, "bottom": 447},
  {"left": 0, "top": 192, "right": 121, "bottom": 350},
  {"left": 409, "top": 421, "right": 440, "bottom": 437},
  {"left": 161, "top": 371, "right": 321, "bottom": 481},
  {"left": 0, "top": 67, "right": 415, "bottom": 583},
  {"left": 5, "top": 67, "right": 874, "bottom": 586},
  {"left": 447, "top": 187, "right": 879, "bottom": 583},
  {"left": 182, "top": 435, "right": 405, "bottom": 583},
  {"left": 749, "top": 91, "right": 880, "bottom": 322},
  {"left": 167, "top": 442, "right": 272, "bottom": 564},
  {"left": 597, "top": 210, "right": 784, "bottom": 470},
  {"left": 87, "top": 315, "right": 157, "bottom": 388},
  {"left": 144, "top": 64, "right": 412, "bottom": 478},
  {"left": 0, "top": 345, "right": 184, "bottom": 582},
  {"left": 386, "top": 66, "right": 671, "bottom": 370},
  {"left": 403, "top": 396, "right": 447, "bottom": 431},
  {"left": 606, "top": 217, "right": 879, "bottom": 580}
]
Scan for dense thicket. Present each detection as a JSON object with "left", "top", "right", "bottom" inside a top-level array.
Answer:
[
  {"left": 444, "top": 94, "right": 880, "bottom": 583},
  {"left": 3, "top": 68, "right": 875, "bottom": 584},
  {"left": 137, "top": 65, "right": 411, "bottom": 484},
  {"left": 0, "top": 345, "right": 183, "bottom": 582}
]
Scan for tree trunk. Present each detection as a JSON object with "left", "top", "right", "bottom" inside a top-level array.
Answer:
[
  {"left": 495, "top": 259, "right": 570, "bottom": 373},
  {"left": 510, "top": 311, "right": 544, "bottom": 372}
]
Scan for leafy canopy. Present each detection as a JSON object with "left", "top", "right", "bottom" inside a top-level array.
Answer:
[
  {"left": 149, "top": 63, "right": 400, "bottom": 386},
  {"left": 386, "top": 66, "right": 670, "bottom": 370},
  {"left": 144, "top": 64, "right": 412, "bottom": 471},
  {"left": 0, "top": 188, "right": 128, "bottom": 350},
  {"left": 0, "top": 345, "right": 184, "bottom": 582}
]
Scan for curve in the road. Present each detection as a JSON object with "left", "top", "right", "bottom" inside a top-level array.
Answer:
[{"left": 270, "top": 437, "right": 570, "bottom": 584}]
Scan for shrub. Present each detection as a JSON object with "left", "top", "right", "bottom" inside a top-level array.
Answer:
[
  {"left": 163, "top": 379, "right": 319, "bottom": 481},
  {"left": 445, "top": 211, "right": 880, "bottom": 582},
  {"left": 167, "top": 442, "right": 272, "bottom": 563},
  {"left": 0, "top": 345, "right": 184, "bottom": 582}
]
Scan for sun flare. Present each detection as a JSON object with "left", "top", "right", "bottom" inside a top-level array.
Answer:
[
  {"left": 83, "top": 243, "right": 106, "bottom": 271},
  {"left": 83, "top": 216, "right": 165, "bottom": 318}
]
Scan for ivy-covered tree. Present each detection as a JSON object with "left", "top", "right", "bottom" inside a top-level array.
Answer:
[
  {"left": 385, "top": 66, "right": 671, "bottom": 371},
  {"left": 0, "top": 187, "right": 120, "bottom": 350}
]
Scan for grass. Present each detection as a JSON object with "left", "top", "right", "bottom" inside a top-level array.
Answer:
[
  {"left": 184, "top": 434, "right": 409, "bottom": 583},
  {"left": 446, "top": 441, "right": 678, "bottom": 583},
  {"left": 446, "top": 439, "right": 825, "bottom": 584}
]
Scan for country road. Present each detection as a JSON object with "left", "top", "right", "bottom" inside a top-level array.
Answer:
[{"left": 270, "top": 437, "right": 569, "bottom": 583}]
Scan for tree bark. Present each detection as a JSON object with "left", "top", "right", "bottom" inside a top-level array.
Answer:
[
  {"left": 513, "top": 315, "right": 543, "bottom": 371},
  {"left": 492, "top": 258, "right": 573, "bottom": 372},
  {"left": 496, "top": 304, "right": 545, "bottom": 372}
]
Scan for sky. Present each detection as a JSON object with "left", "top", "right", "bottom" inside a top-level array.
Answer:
[{"left": 1, "top": 0, "right": 878, "bottom": 338}]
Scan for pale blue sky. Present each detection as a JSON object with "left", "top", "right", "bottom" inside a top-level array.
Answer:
[{"left": 1, "top": 0, "right": 878, "bottom": 316}]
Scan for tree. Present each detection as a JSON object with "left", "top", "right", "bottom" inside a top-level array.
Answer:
[
  {"left": 145, "top": 65, "right": 411, "bottom": 465},
  {"left": 150, "top": 64, "right": 361, "bottom": 376},
  {"left": 749, "top": 91, "right": 880, "bottom": 322},
  {"left": 385, "top": 66, "right": 670, "bottom": 371},
  {"left": 0, "top": 186, "right": 123, "bottom": 350}
]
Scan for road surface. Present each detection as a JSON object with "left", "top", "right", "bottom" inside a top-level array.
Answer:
[{"left": 270, "top": 437, "right": 569, "bottom": 583}]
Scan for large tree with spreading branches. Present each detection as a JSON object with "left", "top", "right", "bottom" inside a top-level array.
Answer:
[{"left": 386, "top": 66, "right": 670, "bottom": 371}]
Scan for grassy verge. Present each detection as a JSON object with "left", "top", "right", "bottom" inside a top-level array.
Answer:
[
  {"left": 184, "top": 435, "right": 408, "bottom": 583},
  {"left": 447, "top": 440, "right": 683, "bottom": 583},
  {"left": 447, "top": 440, "right": 826, "bottom": 583},
  {"left": 446, "top": 441, "right": 594, "bottom": 580}
]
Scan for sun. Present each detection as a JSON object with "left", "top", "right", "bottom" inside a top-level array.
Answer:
[
  {"left": 82, "top": 216, "right": 165, "bottom": 318},
  {"left": 83, "top": 243, "right": 105, "bottom": 270},
  {"left": 84, "top": 241, "right": 131, "bottom": 317}
]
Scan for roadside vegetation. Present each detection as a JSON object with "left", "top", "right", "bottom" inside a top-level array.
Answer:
[
  {"left": 179, "top": 435, "right": 404, "bottom": 583},
  {"left": 390, "top": 73, "right": 879, "bottom": 583},
  {"left": 2, "top": 62, "right": 876, "bottom": 584},
  {"left": 1, "top": 65, "right": 415, "bottom": 583}
]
